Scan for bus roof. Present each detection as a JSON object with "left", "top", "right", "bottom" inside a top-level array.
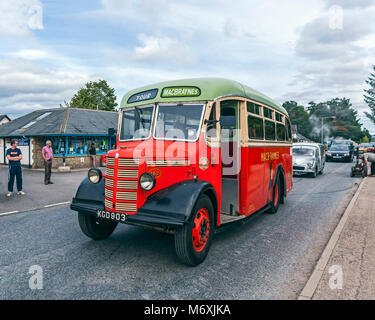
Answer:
[{"left": 120, "top": 78, "right": 288, "bottom": 116}]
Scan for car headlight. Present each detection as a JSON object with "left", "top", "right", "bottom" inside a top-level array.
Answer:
[
  {"left": 327, "top": 153, "right": 332, "bottom": 156},
  {"left": 139, "top": 173, "right": 156, "bottom": 191},
  {"left": 88, "top": 168, "right": 102, "bottom": 184},
  {"left": 344, "top": 154, "right": 348, "bottom": 156},
  {"left": 308, "top": 161, "right": 314, "bottom": 167}
]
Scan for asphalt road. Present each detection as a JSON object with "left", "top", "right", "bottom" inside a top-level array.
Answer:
[{"left": 0, "top": 161, "right": 361, "bottom": 299}]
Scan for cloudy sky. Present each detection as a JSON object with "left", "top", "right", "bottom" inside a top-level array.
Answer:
[{"left": 1, "top": 0, "right": 375, "bottom": 132}]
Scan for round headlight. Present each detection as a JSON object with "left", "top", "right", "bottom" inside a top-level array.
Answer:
[
  {"left": 139, "top": 173, "right": 156, "bottom": 191},
  {"left": 88, "top": 168, "right": 102, "bottom": 184}
]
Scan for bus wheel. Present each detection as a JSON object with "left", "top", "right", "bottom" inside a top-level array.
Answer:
[
  {"left": 267, "top": 177, "right": 281, "bottom": 214},
  {"left": 78, "top": 212, "right": 118, "bottom": 240},
  {"left": 174, "top": 195, "right": 214, "bottom": 266}
]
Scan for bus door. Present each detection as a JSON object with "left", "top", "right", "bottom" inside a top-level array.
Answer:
[{"left": 219, "top": 100, "right": 241, "bottom": 217}]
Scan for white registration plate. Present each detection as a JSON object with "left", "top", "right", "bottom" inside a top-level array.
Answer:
[{"left": 96, "top": 210, "right": 127, "bottom": 223}]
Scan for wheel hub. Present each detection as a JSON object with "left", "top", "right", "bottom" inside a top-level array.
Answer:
[{"left": 192, "top": 208, "right": 210, "bottom": 252}]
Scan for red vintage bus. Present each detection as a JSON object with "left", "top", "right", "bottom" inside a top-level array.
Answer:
[{"left": 71, "top": 78, "right": 293, "bottom": 266}]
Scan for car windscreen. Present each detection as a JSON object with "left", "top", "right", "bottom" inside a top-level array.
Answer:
[
  {"left": 292, "top": 147, "right": 315, "bottom": 156},
  {"left": 154, "top": 104, "right": 204, "bottom": 141},
  {"left": 120, "top": 106, "right": 154, "bottom": 140},
  {"left": 330, "top": 145, "right": 349, "bottom": 151}
]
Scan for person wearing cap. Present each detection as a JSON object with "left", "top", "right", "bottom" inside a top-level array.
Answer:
[{"left": 6, "top": 139, "right": 25, "bottom": 197}]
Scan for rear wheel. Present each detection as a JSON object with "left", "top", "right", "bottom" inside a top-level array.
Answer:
[
  {"left": 174, "top": 195, "right": 214, "bottom": 266},
  {"left": 78, "top": 212, "right": 118, "bottom": 240},
  {"left": 267, "top": 176, "right": 281, "bottom": 214}
]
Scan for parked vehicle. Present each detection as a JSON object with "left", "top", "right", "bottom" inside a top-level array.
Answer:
[
  {"left": 70, "top": 78, "right": 293, "bottom": 266},
  {"left": 292, "top": 143, "right": 325, "bottom": 177},
  {"left": 326, "top": 144, "right": 353, "bottom": 162},
  {"left": 357, "top": 143, "right": 374, "bottom": 154}
]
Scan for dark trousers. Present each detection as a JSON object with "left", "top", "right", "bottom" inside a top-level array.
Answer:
[
  {"left": 8, "top": 165, "right": 22, "bottom": 192},
  {"left": 371, "top": 162, "right": 375, "bottom": 175},
  {"left": 44, "top": 159, "right": 52, "bottom": 183}
]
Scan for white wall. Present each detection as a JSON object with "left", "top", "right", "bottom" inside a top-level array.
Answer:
[
  {"left": 0, "top": 138, "right": 4, "bottom": 164},
  {"left": 2, "top": 138, "right": 34, "bottom": 167}
]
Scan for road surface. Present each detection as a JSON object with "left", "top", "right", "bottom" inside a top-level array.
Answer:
[{"left": 0, "top": 161, "right": 360, "bottom": 299}]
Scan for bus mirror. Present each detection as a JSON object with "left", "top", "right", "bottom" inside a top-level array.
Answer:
[{"left": 108, "top": 128, "right": 116, "bottom": 136}]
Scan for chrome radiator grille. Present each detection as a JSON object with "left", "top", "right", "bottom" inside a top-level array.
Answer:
[
  {"left": 104, "top": 158, "right": 139, "bottom": 213},
  {"left": 106, "top": 157, "right": 115, "bottom": 167}
]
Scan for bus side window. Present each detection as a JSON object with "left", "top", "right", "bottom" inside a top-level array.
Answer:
[
  {"left": 265, "top": 120, "right": 276, "bottom": 140},
  {"left": 276, "top": 123, "right": 286, "bottom": 141},
  {"left": 248, "top": 115, "right": 264, "bottom": 140}
]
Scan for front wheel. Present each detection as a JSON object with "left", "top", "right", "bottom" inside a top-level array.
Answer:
[
  {"left": 309, "top": 167, "right": 317, "bottom": 178},
  {"left": 174, "top": 195, "right": 214, "bottom": 266},
  {"left": 78, "top": 212, "right": 118, "bottom": 240}
]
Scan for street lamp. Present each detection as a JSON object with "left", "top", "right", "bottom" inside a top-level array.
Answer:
[{"left": 321, "top": 116, "right": 336, "bottom": 144}]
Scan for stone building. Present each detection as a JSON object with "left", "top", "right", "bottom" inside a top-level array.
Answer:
[{"left": 0, "top": 108, "right": 118, "bottom": 169}]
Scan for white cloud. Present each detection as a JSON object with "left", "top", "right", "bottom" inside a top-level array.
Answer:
[
  {"left": 0, "top": 59, "right": 93, "bottom": 117},
  {"left": 7, "top": 49, "right": 51, "bottom": 60},
  {"left": 129, "top": 34, "right": 197, "bottom": 66},
  {"left": 0, "top": 0, "right": 43, "bottom": 37}
]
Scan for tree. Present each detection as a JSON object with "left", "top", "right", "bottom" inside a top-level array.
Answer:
[
  {"left": 284, "top": 98, "right": 368, "bottom": 143},
  {"left": 282, "top": 101, "right": 312, "bottom": 139},
  {"left": 68, "top": 79, "right": 118, "bottom": 111},
  {"left": 364, "top": 65, "right": 375, "bottom": 123}
]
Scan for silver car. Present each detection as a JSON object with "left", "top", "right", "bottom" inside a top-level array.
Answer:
[{"left": 292, "top": 143, "right": 325, "bottom": 178}]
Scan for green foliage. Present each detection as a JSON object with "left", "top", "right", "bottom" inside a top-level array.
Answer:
[
  {"left": 284, "top": 98, "right": 368, "bottom": 143},
  {"left": 362, "top": 135, "right": 370, "bottom": 143},
  {"left": 282, "top": 101, "right": 312, "bottom": 139},
  {"left": 364, "top": 65, "right": 375, "bottom": 123},
  {"left": 68, "top": 79, "right": 118, "bottom": 111}
]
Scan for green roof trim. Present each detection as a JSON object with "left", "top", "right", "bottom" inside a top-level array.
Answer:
[{"left": 120, "top": 78, "right": 288, "bottom": 116}]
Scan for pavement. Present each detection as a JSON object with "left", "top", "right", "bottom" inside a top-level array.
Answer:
[
  {"left": 0, "top": 161, "right": 363, "bottom": 299},
  {"left": 0, "top": 166, "right": 87, "bottom": 214},
  {"left": 300, "top": 176, "right": 375, "bottom": 300}
]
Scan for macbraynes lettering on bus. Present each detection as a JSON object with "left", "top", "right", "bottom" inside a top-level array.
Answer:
[{"left": 70, "top": 78, "right": 293, "bottom": 266}]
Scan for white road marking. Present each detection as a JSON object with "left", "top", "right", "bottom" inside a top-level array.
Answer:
[
  {"left": 0, "top": 210, "right": 19, "bottom": 216},
  {"left": 43, "top": 201, "right": 71, "bottom": 208},
  {"left": 0, "top": 201, "right": 71, "bottom": 217}
]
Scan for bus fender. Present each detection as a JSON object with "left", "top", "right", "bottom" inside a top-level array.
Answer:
[
  {"left": 136, "top": 180, "right": 218, "bottom": 226},
  {"left": 70, "top": 177, "right": 105, "bottom": 214},
  {"left": 274, "top": 165, "right": 287, "bottom": 203}
]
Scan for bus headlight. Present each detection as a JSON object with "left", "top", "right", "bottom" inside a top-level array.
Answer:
[
  {"left": 139, "top": 173, "right": 156, "bottom": 191},
  {"left": 88, "top": 168, "right": 102, "bottom": 184}
]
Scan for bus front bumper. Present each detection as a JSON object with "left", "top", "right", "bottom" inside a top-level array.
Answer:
[{"left": 71, "top": 198, "right": 186, "bottom": 228}]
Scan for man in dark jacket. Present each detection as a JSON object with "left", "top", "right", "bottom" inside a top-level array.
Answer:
[{"left": 6, "top": 139, "right": 25, "bottom": 197}]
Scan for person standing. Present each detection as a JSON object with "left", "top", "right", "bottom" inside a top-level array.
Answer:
[
  {"left": 42, "top": 140, "right": 53, "bottom": 185},
  {"left": 89, "top": 143, "right": 97, "bottom": 167},
  {"left": 6, "top": 139, "right": 25, "bottom": 197}
]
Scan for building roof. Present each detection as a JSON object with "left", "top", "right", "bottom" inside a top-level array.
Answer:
[
  {"left": 0, "top": 114, "right": 11, "bottom": 122},
  {"left": 121, "top": 78, "right": 288, "bottom": 116},
  {"left": 0, "top": 108, "right": 118, "bottom": 137}
]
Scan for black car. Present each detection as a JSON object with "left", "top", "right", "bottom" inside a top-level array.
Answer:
[{"left": 326, "top": 145, "right": 353, "bottom": 162}]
